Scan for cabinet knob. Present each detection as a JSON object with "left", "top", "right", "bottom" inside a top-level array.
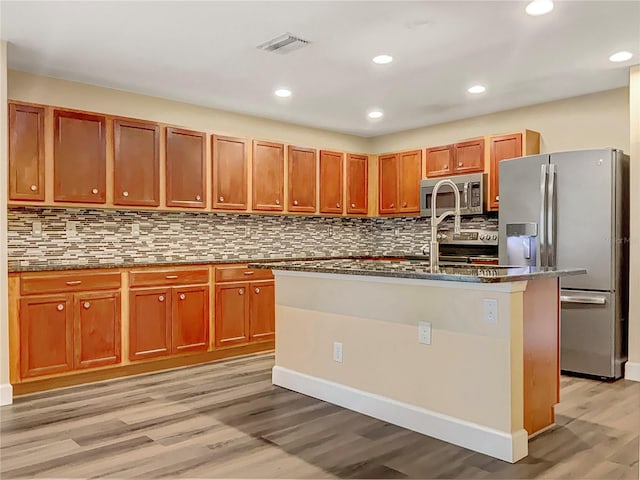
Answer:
[
  {"left": 444, "top": 165, "right": 449, "bottom": 170},
  {"left": 158, "top": 295, "right": 165, "bottom": 302},
  {"left": 219, "top": 196, "right": 224, "bottom": 202},
  {"left": 336, "top": 203, "right": 341, "bottom": 208},
  {"left": 255, "top": 287, "right": 260, "bottom": 294},
  {"left": 179, "top": 293, "right": 186, "bottom": 300},
  {"left": 239, "top": 288, "right": 245, "bottom": 295},
  {"left": 351, "top": 203, "right": 356, "bottom": 208},
  {"left": 293, "top": 200, "right": 298, "bottom": 206},
  {"left": 195, "top": 194, "right": 202, "bottom": 201},
  {"left": 275, "top": 199, "right": 280, "bottom": 205},
  {"left": 458, "top": 162, "right": 463, "bottom": 167},
  {"left": 496, "top": 195, "right": 499, "bottom": 201},
  {"left": 122, "top": 191, "right": 129, "bottom": 197},
  {"left": 30, "top": 184, "right": 37, "bottom": 192},
  {"left": 92, "top": 188, "right": 99, "bottom": 194},
  {"left": 390, "top": 203, "right": 395, "bottom": 208},
  {"left": 83, "top": 302, "right": 90, "bottom": 309},
  {"left": 57, "top": 304, "right": 64, "bottom": 311},
  {"left": 402, "top": 201, "right": 407, "bottom": 208}
]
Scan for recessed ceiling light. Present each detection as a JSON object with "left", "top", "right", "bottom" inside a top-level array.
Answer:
[
  {"left": 274, "top": 88, "right": 292, "bottom": 98},
  {"left": 368, "top": 110, "right": 384, "bottom": 119},
  {"left": 467, "top": 85, "right": 486, "bottom": 94},
  {"left": 609, "top": 51, "right": 633, "bottom": 63},
  {"left": 372, "top": 54, "right": 393, "bottom": 65},
  {"left": 525, "top": 0, "right": 554, "bottom": 16}
]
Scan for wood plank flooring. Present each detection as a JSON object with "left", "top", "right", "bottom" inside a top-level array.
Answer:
[{"left": 1, "top": 353, "right": 638, "bottom": 479}]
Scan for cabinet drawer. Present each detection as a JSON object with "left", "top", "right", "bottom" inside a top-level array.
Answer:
[
  {"left": 21, "top": 272, "right": 121, "bottom": 295},
  {"left": 129, "top": 269, "right": 209, "bottom": 288},
  {"left": 215, "top": 266, "right": 274, "bottom": 283}
]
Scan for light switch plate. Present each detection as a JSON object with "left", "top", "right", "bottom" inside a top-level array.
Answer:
[
  {"left": 32, "top": 220, "right": 42, "bottom": 236},
  {"left": 131, "top": 223, "right": 140, "bottom": 235},
  {"left": 483, "top": 299, "right": 498, "bottom": 323},
  {"left": 65, "top": 221, "right": 77, "bottom": 237},
  {"left": 418, "top": 321, "right": 432, "bottom": 345},
  {"left": 333, "top": 342, "right": 343, "bottom": 363}
]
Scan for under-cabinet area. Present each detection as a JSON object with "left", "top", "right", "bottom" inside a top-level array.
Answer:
[{"left": 7, "top": 264, "right": 275, "bottom": 393}]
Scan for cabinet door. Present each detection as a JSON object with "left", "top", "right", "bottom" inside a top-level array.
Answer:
[
  {"left": 212, "top": 135, "right": 247, "bottom": 210},
  {"left": 165, "top": 127, "right": 206, "bottom": 208},
  {"left": 398, "top": 150, "right": 422, "bottom": 214},
  {"left": 53, "top": 110, "right": 106, "bottom": 203},
  {"left": 490, "top": 133, "right": 522, "bottom": 210},
  {"left": 74, "top": 292, "right": 121, "bottom": 369},
  {"left": 249, "top": 281, "right": 275, "bottom": 342},
  {"left": 113, "top": 119, "right": 160, "bottom": 206},
  {"left": 215, "top": 282, "right": 249, "bottom": 347},
  {"left": 346, "top": 154, "right": 368, "bottom": 215},
  {"left": 425, "top": 145, "right": 454, "bottom": 178},
  {"left": 454, "top": 138, "right": 484, "bottom": 174},
  {"left": 172, "top": 285, "right": 209, "bottom": 353},
  {"left": 20, "top": 295, "right": 73, "bottom": 378},
  {"left": 319, "top": 150, "right": 344, "bottom": 214},
  {"left": 288, "top": 146, "right": 317, "bottom": 213},
  {"left": 129, "top": 288, "right": 172, "bottom": 360},
  {"left": 252, "top": 140, "right": 284, "bottom": 211},
  {"left": 378, "top": 154, "right": 399, "bottom": 214},
  {"left": 9, "top": 103, "right": 45, "bottom": 201}
]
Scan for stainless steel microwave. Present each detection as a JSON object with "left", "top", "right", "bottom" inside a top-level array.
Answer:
[{"left": 420, "top": 173, "right": 484, "bottom": 217}]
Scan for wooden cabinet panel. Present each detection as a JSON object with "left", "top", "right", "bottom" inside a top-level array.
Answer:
[
  {"left": 378, "top": 154, "right": 398, "bottom": 214},
  {"left": 53, "top": 110, "right": 106, "bottom": 203},
  {"left": 398, "top": 150, "right": 422, "bottom": 214},
  {"left": 215, "top": 266, "right": 273, "bottom": 283},
  {"left": 215, "top": 282, "right": 250, "bottom": 347},
  {"left": 425, "top": 145, "right": 454, "bottom": 178},
  {"left": 288, "top": 146, "right": 316, "bottom": 212},
  {"left": 74, "top": 292, "right": 121, "bottom": 369},
  {"left": 252, "top": 141, "right": 284, "bottom": 211},
  {"left": 20, "top": 295, "right": 73, "bottom": 378},
  {"left": 129, "top": 288, "right": 172, "bottom": 360},
  {"left": 113, "top": 119, "right": 160, "bottom": 206},
  {"left": 20, "top": 271, "right": 121, "bottom": 296},
  {"left": 165, "top": 127, "right": 206, "bottom": 208},
  {"left": 249, "top": 281, "right": 275, "bottom": 342},
  {"left": 129, "top": 269, "right": 209, "bottom": 288},
  {"left": 172, "top": 286, "right": 209, "bottom": 353},
  {"left": 9, "top": 103, "right": 45, "bottom": 201},
  {"left": 319, "top": 150, "right": 344, "bottom": 214},
  {"left": 346, "top": 154, "right": 368, "bottom": 215},
  {"left": 454, "top": 138, "right": 484, "bottom": 174},
  {"left": 489, "top": 133, "right": 522, "bottom": 210},
  {"left": 212, "top": 135, "right": 247, "bottom": 210}
]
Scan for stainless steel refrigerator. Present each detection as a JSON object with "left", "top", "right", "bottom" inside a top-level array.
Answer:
[{"left": 498, "top": 148, "right": 629, "bottom": 379}]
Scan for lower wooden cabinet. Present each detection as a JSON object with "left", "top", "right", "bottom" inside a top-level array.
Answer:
[
  {"left": 215, "top": 282, "right": 250, "bottom": 347},
  {"left": 74, "top": 292, "right": 121, "bottom": 369},
  {"left": 172, "top": 286, "right": 210, "bottom": 353},
  {"left": 249, "top": 281, "right": 275, "bottom": 341}
]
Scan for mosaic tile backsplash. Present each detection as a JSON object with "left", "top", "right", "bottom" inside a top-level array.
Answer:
[{"left": 7, "top": 207, "right": 497, "bottom": 270}]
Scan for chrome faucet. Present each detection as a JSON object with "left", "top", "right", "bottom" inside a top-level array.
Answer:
[{"left": 426, "top": 179, "right": 461, "bottom": 270}]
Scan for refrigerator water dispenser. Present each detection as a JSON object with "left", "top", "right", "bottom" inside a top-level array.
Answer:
[{"left": 505, "top": 223, "right": 538, "bottom": 267}]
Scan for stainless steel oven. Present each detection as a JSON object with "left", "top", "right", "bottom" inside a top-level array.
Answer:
[{"left": 420, "top": 173, "right": 484, "bottom": 217}]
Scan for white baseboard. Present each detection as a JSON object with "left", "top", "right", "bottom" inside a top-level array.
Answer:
[
  {"left": 272, "top": 366, "right": 528, "bottom": 463},
  {"left": 0, "top": 383, "right": 13, "bottom": 406},
  {"left": 625, "top": 361, "right": 640, "bottom": 382}
]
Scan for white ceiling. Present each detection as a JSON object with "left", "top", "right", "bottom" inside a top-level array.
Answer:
[{"left": 2, "top": 1, "right": 639, "bottom": 137}]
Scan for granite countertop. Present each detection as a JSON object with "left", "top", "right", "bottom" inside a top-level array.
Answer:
[{"left": 248, "top": 258, "right": 587, "bottom": 283}]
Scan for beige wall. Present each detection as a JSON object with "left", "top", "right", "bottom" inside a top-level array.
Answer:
[
  {"left": 370, "top": 88, "right": 630, "bottom": 155},
  {"left": 7, "top": 70, "right": 370, "bottom": 154},
  {"left": 628, "top": 66, "right": 640, "bottom": 371}
]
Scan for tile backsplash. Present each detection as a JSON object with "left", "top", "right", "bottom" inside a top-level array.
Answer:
[{"left": 7, "top": 207, "right": 498, "bottom": 270}]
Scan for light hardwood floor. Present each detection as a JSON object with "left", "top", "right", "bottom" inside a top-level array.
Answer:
[{"left": 1, "top": 353, "right": 638, "bottom": 479}]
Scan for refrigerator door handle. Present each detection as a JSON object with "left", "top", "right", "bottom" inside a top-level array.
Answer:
[
  {"left": 539, "top": 164, "right": 548, "bottom": 267},
  {"left": 547, "top": 164, "right": 557, "bottom": 267},
  {"left": 560, "top": 295, "right": 607, "bottom": 305}
]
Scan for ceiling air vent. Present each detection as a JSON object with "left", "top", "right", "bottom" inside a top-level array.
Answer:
[{"left": 257, "top": 33, "right": 310, "bottom": 54}]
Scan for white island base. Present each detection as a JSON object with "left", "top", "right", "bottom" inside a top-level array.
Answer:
[{"left": 271, "top": 271, "right": 561, "bottom": 463}]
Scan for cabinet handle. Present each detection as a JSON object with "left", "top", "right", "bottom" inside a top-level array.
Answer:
[
  {"left": 66, "top": 280, "right": 82, "bottom": 286},
  {"left": 165, "top": 275, "right": 179, "bottom": 279},
  {"left": 57, "top": 304, "right": 64, "bottom": 311},
  {"left": 158, "top": 295, "right": 165, "bottom": 302},
  {"left": 255, "top": 287, "right": 260, "bottom": 294},
  {"left": 243, "top": 271, "right": 255, "bottom": 275},
  {"left": 275, "top": 199, "right": 280, "bottom": 205},
  {"left": 336, "top": 202, "right": 341, "bottom": 208},
  {"left": 195, "top": 194, "right": 202, "bottom": 201},
  {"left": 83, "top": 302, "right": 90, "bottom": 309},
  {"left": 402, "top": 201, "right": 407, "bottom": 208},
  {"left": 123, "top": 191, "right": 129, "bottom": 197},
  {"left": 351, "top": 203, "right": 356, "bottom": 208},
  {"left": 92, "top": 188, "right": 99, "bottom": 194},
  {"left": 30, "top": 184, "right": 38, "bottom": 192},
  {"left": 458, "top": 162, "right": 463, "bottom": 167},
  {"left": 179, "top": 293, "right": 186, "bottom": 300},
  {"left": 219, "top": 196, "right": 224, "bottom": 202},
  {"left": 293, "top": 200, "right": 298, "bottom": 206},
  {"left": 238, "top": 289, "right": 245, "bottom": 295}
]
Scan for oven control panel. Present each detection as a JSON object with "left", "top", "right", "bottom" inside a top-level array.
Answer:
[{"left": 437, "top": 229, "right": 498, "bottom": 245}]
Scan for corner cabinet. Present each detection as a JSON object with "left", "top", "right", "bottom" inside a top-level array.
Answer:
[
  {"left": 165, "top": 127, "right": 206, "bottom": 208},
  {"left": 8, "top": 103, "right": 45, "bottom": 201},
  {"left": 212, "top": 135, "right": 248, "bottom": 210},
  {"left": 378, "top": 149, "right": 422, "bottom": 215},
  {"left": 252, "top": 140, "right": 284, "bottom": 211}
]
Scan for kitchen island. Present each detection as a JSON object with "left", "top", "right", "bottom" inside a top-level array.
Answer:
[{"left": 250, "top": 259, "right": 585, "bottom": 463}]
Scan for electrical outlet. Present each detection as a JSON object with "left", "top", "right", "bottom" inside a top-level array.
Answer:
[
  {"left": 131, "top": 223, "right": 140, "bottom": 235},
  {"left": 32, "top": 220, "right": 42, "bottom": 236},
  {"left": 328, "top": 225, "right": 334, "bottom": 237},
  {"left": 245, "top": 226, "right": 251, "bottom": 238},
  {"left": 65, "top": 221, "right": 77, "bottom": 237},
  {"left": 394, "top": 227, "right": 400, "bottom": 237},
  {"left": 483, "top": 299, "right": 498, "bottom": 323},
  {"left": 333, "top": 342, "right": 343, "bottom": 363},
  {"left": 418, "top": 321, "right": 431, "bottom": 345}
]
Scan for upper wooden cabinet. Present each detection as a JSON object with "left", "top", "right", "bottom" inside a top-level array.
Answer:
[
  {"left": 53, "top": 110, "right": 106, "bottom": 203},
  {"left": 113, "top": 119, "right": 160, "bottom": 206},
  {"left": 425, "top": 145, "right": 454, "bottom": 178},
  {"left": 453, "top": 138, "right": 484, "bottom": 174},
  {"left": 252, "top": 140, "right": 284, "bottom": 211},
  {"left": 487, "top": 130, "right": 539, "bottom": 210},
  {"left": 346, "top": 154, "right": 368, "bottom": 215},
  {"left": 165, "top": 127, "right": 206, "bottom": 208},
  {"left": 8, "top": 103, "right": 45, "bottom": 201},
  {"left": 379, "top": 150, "right": 421, "bottom": 215},
  {"left": 288, "top": 146, "right": 317, "bottom": 213},
  {"left": 212, "top": 135, "right": 248, "bottom": 210},
  {"left": 378, "top": 154, "right": 399, "bottom": 214},
  {"left": 319, "top": 150, "right": 344, "bottom": 214}
]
